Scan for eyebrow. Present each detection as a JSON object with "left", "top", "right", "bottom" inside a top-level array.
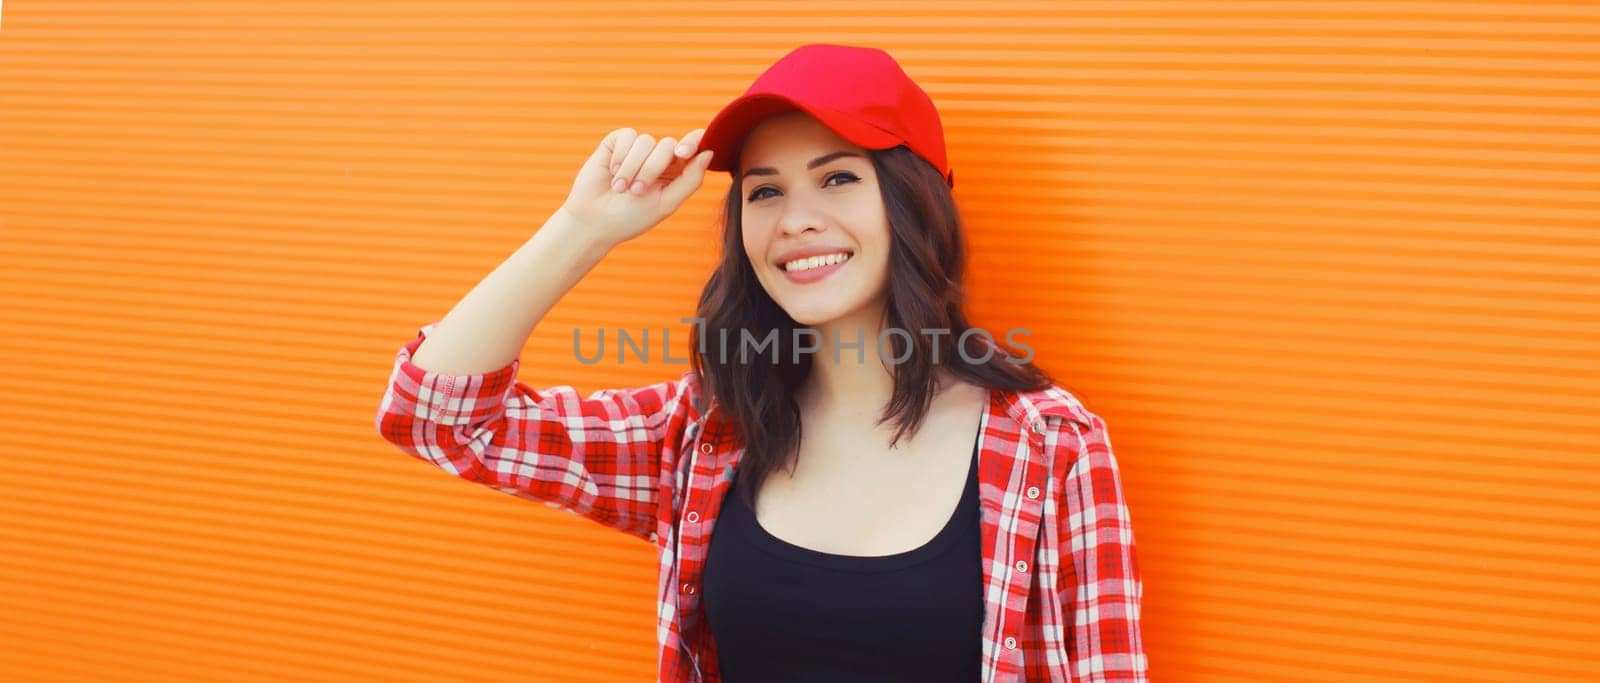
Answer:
[{"left": 740, "top": 151, "right": 864, "bottom": 182}]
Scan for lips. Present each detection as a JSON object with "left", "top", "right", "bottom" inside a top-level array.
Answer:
[
  {"left": 774, "top": 245, "right": 854, "bottom": 269},
  {"left": 780, "top": 254, "right": 849, "bottom": 284}
]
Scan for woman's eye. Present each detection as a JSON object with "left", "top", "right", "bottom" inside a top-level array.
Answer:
[{"left": 746, "top": 172, "right": 860, "bottom": 202}]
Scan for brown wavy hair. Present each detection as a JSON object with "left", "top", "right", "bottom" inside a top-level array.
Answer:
[{"left": 689, "top": 145, "right": 1059, "bottom": 509}]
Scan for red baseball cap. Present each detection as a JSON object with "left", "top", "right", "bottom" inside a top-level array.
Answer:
[{"left": 701, "top": 43, "right": 955, "bottom": 188}]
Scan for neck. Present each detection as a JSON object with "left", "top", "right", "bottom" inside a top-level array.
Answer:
[{"left": 798, "top": 301, "right": 897, "bottom": 419}]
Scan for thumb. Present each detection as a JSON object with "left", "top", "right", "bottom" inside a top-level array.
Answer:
[{"left": 660, "top": 150, "right": 714, "bottom": 208}]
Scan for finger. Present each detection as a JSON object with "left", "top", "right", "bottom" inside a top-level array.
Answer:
[
  {"left": 614, "top": 133, "right": 655, "bottom": 192},
  {"left": 587, "top": 132, "right": 619, "bottom": 174},
  {"left": 607, "top": 127, "right": 638, "bottom": 175},
  {"left": 661, "top": 149, "right": 713, "bottom": 206},
  {"left": 674, "top": 128, "right": 707, "bottom": 158},
  {"left": 632, "top": 136, "right": 680, "bottom": 194}
]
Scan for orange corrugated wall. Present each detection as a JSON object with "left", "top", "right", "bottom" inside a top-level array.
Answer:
[{"left": 2, "top": 2, "right": 1596, "bottom": 681}]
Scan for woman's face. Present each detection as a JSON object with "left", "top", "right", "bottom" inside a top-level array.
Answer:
[{"left": 738, "top": 111, "right": 892, "bottom": 329}]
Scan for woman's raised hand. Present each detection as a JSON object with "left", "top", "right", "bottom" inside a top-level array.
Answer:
[{"left": 558, "top": 127, "right": 715, "bottom": 248}]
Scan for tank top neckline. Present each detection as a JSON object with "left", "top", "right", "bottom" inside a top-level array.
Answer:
[{"left": 724, "top": 433, "right": 981, "bottom": 573}]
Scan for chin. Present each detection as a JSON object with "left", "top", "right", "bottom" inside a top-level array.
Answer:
[
  {"left": 777, "top": 296, "right": 865, "bottom": 329},
  {"left": 779, "top": 304, "right": 841, "bottom": 328}
]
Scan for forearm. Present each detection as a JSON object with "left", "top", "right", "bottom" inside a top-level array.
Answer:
[{"left": 408, "top": 208, "right": 613, "bottom": 375}]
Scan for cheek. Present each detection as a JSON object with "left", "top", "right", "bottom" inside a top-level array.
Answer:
[
  {"left": 740, "top": 225, "right": 766, "bottom": 269},
  {"left": 862, "top": 222, "right": 893, "bottom": 278},
  {"left": 847, "top": 192, "right": 890, "bottom": 237},
  {"left": 854, "top": 214, "right": 892, "bottom": 255}
]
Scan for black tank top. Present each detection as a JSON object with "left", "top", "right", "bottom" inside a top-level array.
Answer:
[{"left": 701, "top": 434, "right": 984, "bottom": 682}]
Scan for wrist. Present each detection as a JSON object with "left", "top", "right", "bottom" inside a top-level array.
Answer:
[
  {"left": 548, "top": 206, "right": 619, "bottom": 256},
  {"left": 547, "top": 206, "right": 614, "bottom": 265}
]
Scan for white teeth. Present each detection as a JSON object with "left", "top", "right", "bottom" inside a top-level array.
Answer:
[{"left": 783, "top": 252, "right": 851, "bottom": 272}]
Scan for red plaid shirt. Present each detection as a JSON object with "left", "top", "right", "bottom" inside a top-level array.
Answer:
[{"left": 376, "top": 322, "right": 1148, "bottom": 682}]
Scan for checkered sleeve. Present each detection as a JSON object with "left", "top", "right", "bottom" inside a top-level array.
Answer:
[
  {"left": 374, "top": 321, "right": 692, "bottom": 543},
  {"left": 1062, "top": 412, "right": 1149, "bottom": 682}
]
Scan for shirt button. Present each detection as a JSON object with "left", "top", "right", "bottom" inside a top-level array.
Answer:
[
  {"left": 1003, "top": 635, "right": 1017, "bottom": 650},
  {"left": 681, "top": 582, "right": 695, "bottom": 595},
  {"left": 1015, "top": 560, "right": 1028, "bottom": 573},
  {"left": 1026, "top": 486, "right": 1040, "bottom": 500},
  {"left": 1031, "top": 420, "right": 1045, "bottom": 433},
  {"left": 699, "top": 443, "right": 713, "bottom": 454},
  {"left": 685, "top": 511, "right": 699, "bottom": 523}
]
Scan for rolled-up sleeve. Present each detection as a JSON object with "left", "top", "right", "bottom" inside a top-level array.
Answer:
[
  {"left": 374, "top": 321, "right": 693, "bottom": 543},
  {"left": 376, "top": 322, "right": 523, "bottom": 427}
]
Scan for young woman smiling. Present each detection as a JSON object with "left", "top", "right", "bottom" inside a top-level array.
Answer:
[{"left": 378, "top": 44, "right": 1147, "bottom": 683}]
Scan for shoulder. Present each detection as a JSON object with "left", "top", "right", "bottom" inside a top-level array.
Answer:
[
  {"left": 1003, "top": 381, "right": 1098, "bottom": 433},
  {"left": 1000, "top": 382, "right": 1121, "bottom": 484}
]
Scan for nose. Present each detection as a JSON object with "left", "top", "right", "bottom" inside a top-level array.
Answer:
[{"left": 776, "top": 193, "right": 825, "bottom": 237}]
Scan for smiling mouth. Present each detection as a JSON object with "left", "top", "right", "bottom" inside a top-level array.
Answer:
[{"left": 780, "top": 251, "right": 853, "bottom": 272}]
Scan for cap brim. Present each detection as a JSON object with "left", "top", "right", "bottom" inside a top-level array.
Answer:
[{"left": 701, "top": 93, "right": 904, "bottom": 175}]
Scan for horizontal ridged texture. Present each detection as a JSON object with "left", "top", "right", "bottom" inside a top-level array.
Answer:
[{"left": 2, "top": 2, "right": 1597, "bottom": 681}]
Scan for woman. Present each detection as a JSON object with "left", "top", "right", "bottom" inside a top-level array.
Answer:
[{"left": 377, "top": 44, "right": 1146, "bottom": 682}]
